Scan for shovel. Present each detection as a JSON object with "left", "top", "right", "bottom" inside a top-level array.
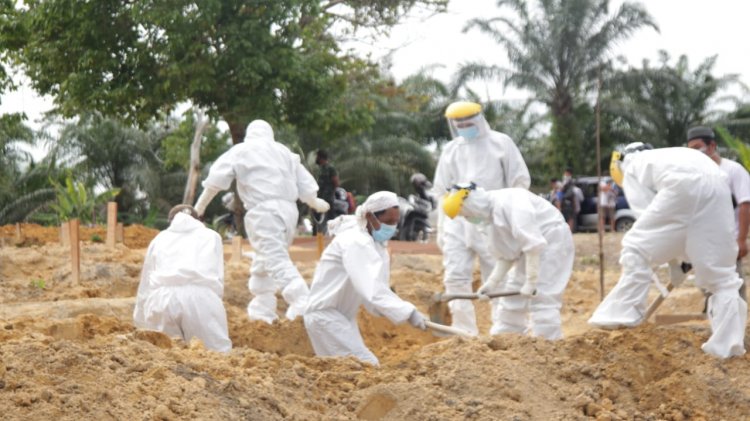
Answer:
[
  {"left": 424, "top": 320, "right": 473, "bottom": 338},
  {"left": 428, "top": 290, "right": 521, "bottom": 324}
]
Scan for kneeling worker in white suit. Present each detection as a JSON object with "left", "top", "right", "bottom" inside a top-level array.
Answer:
[
  {"left": 303, "top": 191, "right": 428, "bottom": 365},
  {"left": 442, "top": 184, "right": 574, "bottom": 339},
  {"left": 589, "top": 143, "right": 746, "bottom": 358},
  {"left": 134, "top": 205, "right": 232, "bottom": 353}
]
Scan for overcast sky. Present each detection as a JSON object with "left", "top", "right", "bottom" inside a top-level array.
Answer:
[{"left": 2, "top": 0, "right": 749, "bottom": 128}]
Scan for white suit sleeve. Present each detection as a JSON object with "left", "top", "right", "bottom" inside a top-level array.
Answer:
[
  {"left": 506, "top": 193, "right": 547, "bottom": 254},
  {"left": 133, "top": 241, "right": 157, "bottom": 327},
  {"left": 194, "top": 186, "right": 221, "bottom": 216},
  {"left": 432, "top": 148, "right": 453, "bottom": 196},
  {"left": 293, "top": 154, "right": 320, "bottom": 206},
  {"left": 202, "top": 149, "right": 236, "bottom": 191},
  {"left": 342, "top": 241, "right": 415, "bottom": 324},
  {"left": 504, "top": 139, "right": 531, "bottom": 189}
]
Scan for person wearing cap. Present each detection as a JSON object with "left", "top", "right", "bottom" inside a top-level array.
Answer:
[
  {"left": 687, "top": 125, "right": 750, "bottom": 299},
  {"left": 133, "top": 205, "right": 232, "bottom": 353},
  {"left": 433, "top": 101, "right": 530, "bottom": 336},
  {"left": 193, "top": 120, "right": 330, "bottom": 324},
  {"left": 589, "top": 143, "right": 746, "bottom": 358},
  {"left": 303, "top": 191, "right": 428, "bottom": 365},
  {"left": 442, "top": 184, "right": 574, "bottom": 339}
]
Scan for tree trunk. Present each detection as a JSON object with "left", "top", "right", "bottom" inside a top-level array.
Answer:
[
  {"left": 227, "top": 119, "right": 246, "bottom": 145},
  {"left": 183, "top": 110, "right": 210, "bottom": 205}
]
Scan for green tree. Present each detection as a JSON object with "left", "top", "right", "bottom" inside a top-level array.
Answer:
[
  {"left": 461, "top": 0, "right": 657, "bottom": 174},
  {"left": 604, "top": 52, "right": 744, "bottom": 147},
  {"left": 5, "top": 0, "right": 446, "bottom": 144}
]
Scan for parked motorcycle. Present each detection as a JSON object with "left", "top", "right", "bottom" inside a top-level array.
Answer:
[{"left": 397, "top": 173, "right": 435, "bottom": 242}]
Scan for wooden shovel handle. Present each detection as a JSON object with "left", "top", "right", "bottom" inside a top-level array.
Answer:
[
  {"left": 424, "top": 320, "right": 473, "bottom": 338},
  {"left": 441, "top": 290, "right": 521, "bottom": 301}
]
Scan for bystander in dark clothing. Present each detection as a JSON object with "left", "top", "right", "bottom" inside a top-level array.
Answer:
[{"left": 313, "top": 150, "right": 340, "bottom": 234}]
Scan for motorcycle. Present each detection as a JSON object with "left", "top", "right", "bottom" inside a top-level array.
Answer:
[{"left": 397, "top": 173, "right": 435, "bottom": 242}]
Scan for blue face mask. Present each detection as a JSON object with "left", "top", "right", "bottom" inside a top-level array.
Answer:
[
  {"left": 457, "top": 125, "right": 479, "bottom": 139},
  {"left": 372, "top": 223, "right": 397, "bottom": 242}
]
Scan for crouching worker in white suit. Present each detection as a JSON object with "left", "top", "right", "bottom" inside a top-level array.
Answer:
[
  {"left": 589, "top": 143, "right": 747, "bottom": 358},
  {"left": 303, "top": 191, "right": 428, "bottom": 365},
  {"left": 133, "top": 205, "right": 232, "bottom": 353},
  {"left": 193, "top": 120, "right": 330, "bottom": 324},
  {"left": 442, "top": 184, "right": 574, "bottom": 339}
]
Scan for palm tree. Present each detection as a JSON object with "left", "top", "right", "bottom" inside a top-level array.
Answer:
[
  {"left": 604, "top": 52, "right": 744, "bottom": 147},
  {"left": 461, "top": 0, "right": 657, "bottom": 174}
]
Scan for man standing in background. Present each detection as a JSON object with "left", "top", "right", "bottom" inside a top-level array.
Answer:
[
  {"left": 313, "top": 149, "right": 340, "bottom": 235},
  {"left": 687, "top": 125, "right": 750, "bottom": 299}
]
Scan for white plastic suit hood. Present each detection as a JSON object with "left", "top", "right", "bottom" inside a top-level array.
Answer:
[{"left": 243, "top": 119, "right": 274, "bottom": 142}]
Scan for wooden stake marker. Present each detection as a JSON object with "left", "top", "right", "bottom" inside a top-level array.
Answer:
[
  {"left": 231, "top": 236, "right": 242, "bottom": 264},
  {"left": 69, "top": 219, "right": 81, "bottom": 284},
  {"left": 15, "top": 223, "right": 22, "bottom": 244},
  {"left": 106, "top": 202, "right": 117, "bottom": 248},
  {"left": 60, "top": 221, "right": 70, "bottom": 247},
  {"left": 116, "top": 223, "right": 124, "bottom": 244}
]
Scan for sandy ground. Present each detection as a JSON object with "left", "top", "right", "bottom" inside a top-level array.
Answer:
[{"left": 1, "top": 224, "right": 750, "bottom": 420}]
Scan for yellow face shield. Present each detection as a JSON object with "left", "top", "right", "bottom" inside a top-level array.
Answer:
[
  {"left": 442, "top": 188, "right": 471, "bottom": 219},
  {"left": 610, "top": 151, "right": 624, "bottom": 187}
]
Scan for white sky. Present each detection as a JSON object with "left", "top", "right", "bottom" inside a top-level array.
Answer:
[{"left": 2, "top": 0, "right": 749, "bottom": 134}]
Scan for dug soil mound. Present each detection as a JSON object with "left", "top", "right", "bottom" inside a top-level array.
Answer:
[{"left": 1, "top": 227, "right": 749, "bottom": 420}]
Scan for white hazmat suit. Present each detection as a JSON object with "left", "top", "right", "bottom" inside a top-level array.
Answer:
[
  {"left": 303, "top": 192, "right": 423, "bottom": 365},
  {"left": 433, "top": 113, "right": 530, "bottom": 335},
  {"left": 194, "top": 120, "right": 330, "bottom": 324},
  {"left": 460, "top": 188, "right": 574, "bottom": 340},
  {"left": 133, "top": 212, "right": 232, "bottom": 352},
  {"left": 589, "top": 147, "right": 747, "bottom": 358}
]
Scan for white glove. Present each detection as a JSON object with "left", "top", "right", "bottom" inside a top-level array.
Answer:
[
  {"left": 194, "top": 186, "right": 221, "bottom": 217},
  {"left": 520, "top": 251, "right": 540, "bottom": 297},
  {"left": 281, "top": 278, "right": 310, "bottom": 320},
  {"left": 309, "top": 198, "right": 331, "bottom": 213},
  {"left": 408, "top": 309, "right": 427, "bottom": 330},
  {"left": 477, "top": 259, "right": 514, "bottom": 300}
]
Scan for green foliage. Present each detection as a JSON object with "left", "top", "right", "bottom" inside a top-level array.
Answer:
[
  {"left": 7, "top": 0, "right": 446, "bottom": 145},
  {"left": 604, "top": 52, "right": 744, "bottom": 148},
  {"left": 28, "top": 278, "right": 46, "bottom": 290},
  {"left": 90, "top": 234, "right": 103, "bottom": 243},
  {"left": 49, "top": 175, "right": 120, "bottom": 224},
  {"left": 717, "top": 126, "right": 750, "bottom": 171},
  {"left": 461, "top": 0, "right": 657, "bottom": 175},
  {"left": 161, "top": 111, "right": 231, "bottom": 171}
]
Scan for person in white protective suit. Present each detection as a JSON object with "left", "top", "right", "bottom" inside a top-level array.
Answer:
[
  {"left": 433, "top": 101, "right": 531, "bottom": 335},
  {"left": 133, "top": 205, "right": 232, "bottom": 353},
  {"left": 442, "top": 184, "right": 574, "bottom": 339},
  {"left": 303, "top": 191, "right": 428, "bottom": 365},
  {"left": 588, "top": 142, "right": 747, "bottom": 358},
  {"left": 193, "top": 120, "right": 331, "bottom": 324}
]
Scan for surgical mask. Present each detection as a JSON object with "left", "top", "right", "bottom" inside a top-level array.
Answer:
[
  {"left": 697, "top": 146, "right": 708, "bottom": 154},
  {"left": 457, "top": 125, "right": 479, "bottom": 140},
  {"left": 371, "top": 223, "right": 397, "bottom": 242},
  {"left": 562, "top": 175, "right": 572, "bottom": 184}
]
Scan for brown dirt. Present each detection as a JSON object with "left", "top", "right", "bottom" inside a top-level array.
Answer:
[{"left": 1, "top": 226, "right": 750, "bottom": 420}]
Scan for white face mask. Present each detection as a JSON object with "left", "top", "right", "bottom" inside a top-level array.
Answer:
[{"left": 698, "top": 145, "right": 708, "bottom": 154}]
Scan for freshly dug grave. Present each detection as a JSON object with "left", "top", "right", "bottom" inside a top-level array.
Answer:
[{"left": 1, "top": 226, "right": 749, "bottom": 420}]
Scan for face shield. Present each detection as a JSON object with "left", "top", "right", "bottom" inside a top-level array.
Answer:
[{"left": 444, "top": 101, "right": 489, "bottom": 140}]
